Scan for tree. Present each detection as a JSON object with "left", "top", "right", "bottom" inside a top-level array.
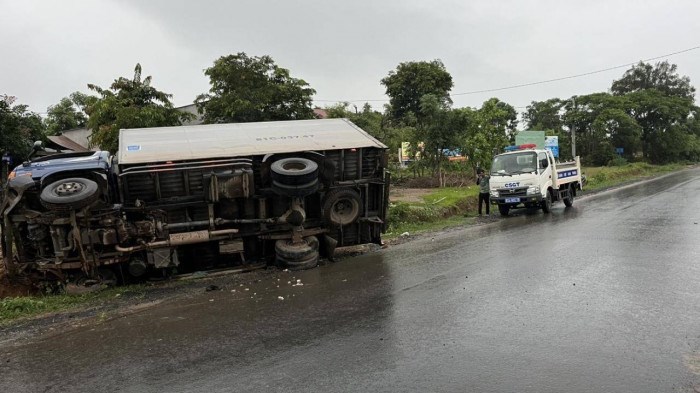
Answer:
[
  {"left": 462, "top": 98, "right": 517, "bottom": 171},
  {"left": 196, "top": 53, "right": 316, "bottom": 124},
  {"left": 413, "top": 95, "right": 471, "bottom": 185},
  {"left": 0, "top": 95, "right": 46, "bottom": 161},
  {"left": 626, "top": 89, "right": 695, "bottom": 163},
  {"left": 609, "top": 61, "right": 698, "bottom": 162},
  {"left": 45, "top": 92, "right": 94, "bottom": 135},
  {"left": 523, "top": 98, "right": 564, "bottom": 131},
  {"left": 611, "top": 61, "right": 695, "bottom": 100},
  {"left": 381, "top": 60, "right": 453, "bottom": 123},
  {"left": 87, "top": 64, "right": 192, "bottom": 153}
]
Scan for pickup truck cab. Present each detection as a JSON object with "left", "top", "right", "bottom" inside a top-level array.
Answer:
[{"left": 488, "top": 146, "right": 582, "bottom": 216}]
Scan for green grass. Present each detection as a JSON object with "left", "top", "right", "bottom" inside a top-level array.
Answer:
[
  {"left": 421, "top": 186, "right": 480, "bottom": 207},
  {"left": 387, "top": 162, "right": 689, "bottom": 238},
  {"left": 387, "top": 186, "right": 480, "bottom": 237},
  {"left": 0, "top": 285, "right": 147, "bottom": 325},
  {"left": 582, "top": 162, "right": 684, "bottom": 191},
  {"left": 385, "top": 215, "right": 474, "bottom": 240}
]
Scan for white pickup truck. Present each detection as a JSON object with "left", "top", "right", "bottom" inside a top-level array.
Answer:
[{"left": 488, "top": 147, "right": 582, "bottom": 216}]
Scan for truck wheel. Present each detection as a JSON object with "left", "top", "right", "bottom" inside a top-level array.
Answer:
[
  {"left": 271, "top": 157, "right": 319, "bottom": 186},
  {"left": 277, "top": 252, "right": 319, "bottom": 270},
  {"left": 40, "top": 177, "right": 100, "bottom": 211},
  {"left": 322, "top": 188, "right": 362, "bottom": 226},
  {"left": 563, "top": 185, "right": 574, "bottom": 207},
  {"left": 275, "top": 236, "right": 319, "bottom": 270},
  {"left": 271, "top": 179, "right": 319, "bottom": 198},
  {"left": 498, "top": 204, "right": 510, "bottom": 216},
  {"left": 541, "top": 191, "right": 552, "bottom": 213}
]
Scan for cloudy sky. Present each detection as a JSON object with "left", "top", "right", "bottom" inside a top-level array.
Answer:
[{"left": 1, "top": 0, "right": 698, "bottom": 116}]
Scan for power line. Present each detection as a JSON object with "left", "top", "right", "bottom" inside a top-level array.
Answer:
[
  {"left": 451, "top": 45, "right": 700, "bottom": 96},
  {"left": 313, "top": 45, "right": 700, "bottom": 104}
]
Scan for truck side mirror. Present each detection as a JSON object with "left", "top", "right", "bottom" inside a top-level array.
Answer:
[{"left": 540, "top": 158, "right": 548, "bottom": 169}]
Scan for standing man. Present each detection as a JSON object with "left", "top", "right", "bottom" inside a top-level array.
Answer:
[{"left": 476, "top": 168, "right": 490, "bottom": 216}]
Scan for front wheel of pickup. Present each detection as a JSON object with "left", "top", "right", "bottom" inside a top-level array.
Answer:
[{"left": 40, "top": 177, "right": 100, "bottom": 211}]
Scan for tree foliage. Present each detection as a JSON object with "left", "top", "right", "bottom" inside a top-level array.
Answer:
[
  {"left": 196, "top": 53, "right": 316, "bottom": 124},
  {"left": 87, "top": 64, "right": 192, "bottom": 153},
  {"left": 45, "top": 92, "right": 94, "bottom": 135},
  {"left": 462, "top": 98, "right": 517, "bottom": 170},
  {"left": 612, "top": 61, "right": 695, "bottom": 100},
  {"left": 523, "top": 98, "right": 564, "bottom": 131},
  {"left": 381, "top": 60, "right": 453, "bottom": 123},
  {"left": 523, "top": 61, "right": 698, "bottom": 165},
  {"left": 0, "top": 95, "right": 46, "bottom": 160},
  {"left": 415, "top": 95, "right": 470, "bottom": 173}
]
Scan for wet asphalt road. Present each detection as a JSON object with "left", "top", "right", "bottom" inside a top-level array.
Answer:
[{"left": 2, "top": 169, "right": 700, "bottom": 392}]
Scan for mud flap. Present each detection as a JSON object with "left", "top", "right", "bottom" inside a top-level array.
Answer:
[{"left": 322, "top": 235, "right": 338, "bottom": 261}]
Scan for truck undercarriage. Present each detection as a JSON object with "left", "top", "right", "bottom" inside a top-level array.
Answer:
[{"left": 1, "top": 119, "right": 390, "bottom": 288}]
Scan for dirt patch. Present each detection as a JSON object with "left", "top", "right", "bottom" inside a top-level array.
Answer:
[
  {"left": 0, "top": 277, "right": 37, "bottom": 299},
  {"left": 389, "top": 188, "right": 433, "bottom": 203},
  {"left": 0, "top": 264, "right": 38, "bottom": 299}
]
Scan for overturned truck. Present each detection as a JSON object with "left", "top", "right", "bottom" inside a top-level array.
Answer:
[{"left": 1, "top": 119, "right": 390, "bottom": 284}]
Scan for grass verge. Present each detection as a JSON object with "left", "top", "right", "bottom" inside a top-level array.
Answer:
[
  {"left": 386, "top": 162, "right": 688, "bottom": 239},
  {"left": 0, "top": 285, "right": 147, "bottom": 325},
  {"left": 582, "top": 162, "right": 684, "bottom": 191}
]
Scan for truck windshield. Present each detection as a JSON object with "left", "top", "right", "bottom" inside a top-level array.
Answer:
[{"left": 490, "top": 152, "right": 537, "bottom": 176}]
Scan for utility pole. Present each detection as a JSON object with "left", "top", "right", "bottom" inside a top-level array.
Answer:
[{"left": 571, "top": 97, "right": 577, "bottom": 158}]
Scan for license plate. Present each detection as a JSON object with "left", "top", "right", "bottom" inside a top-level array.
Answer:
[{"left": 505, "top": 197, "right": 520, "bottom": 203}]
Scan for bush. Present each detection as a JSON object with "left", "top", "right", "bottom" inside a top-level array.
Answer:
[
  {"left": 608, "top": 156, "right": 628, "bottom": 166},
  {"left": 388, "top": 202, "right": 442, "bottom": 231}
]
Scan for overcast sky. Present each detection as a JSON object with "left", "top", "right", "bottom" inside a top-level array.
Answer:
[{"left": 1, "top": 0, "right": 698, "bottom": 117}]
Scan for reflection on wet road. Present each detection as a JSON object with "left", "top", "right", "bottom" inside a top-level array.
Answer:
[{"left": 2, "top": 169, "right": 700, "bottom": 392}]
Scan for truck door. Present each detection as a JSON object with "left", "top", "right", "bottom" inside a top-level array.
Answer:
[{"left": 538, "top": 151, "right": 552, "bottom": 186}]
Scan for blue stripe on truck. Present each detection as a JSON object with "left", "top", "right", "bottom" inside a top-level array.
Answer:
[{"left": 557, "top": 170, "right": 578, "bottom": 179}]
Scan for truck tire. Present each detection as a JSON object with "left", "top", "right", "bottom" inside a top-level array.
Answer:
[
  {"left": 40, "top": 177, "right": 100, "bottom": 211},
  {"left": 322, "top": 188, "right": 362, "bottom": 227},
  {"left": 498, "top": 204, "right": 510, "bottom": 216},
  {"left": 563, "top": 184, "right": 574, "bottom": 207},
  {"left": 541, "top": 191, "right": 552, "bottom": 213},
  {"left": 271, "top": 179, "right": 319, "bottom": 198},
  {"left": 277, "top": 252, "right": 319, "bottom": 270},
  {"left": 271, "top": 157, "right": 319, "bottom": 186},
  {"left": 275, "top": 236, "right": 319, "bottom": 270}
]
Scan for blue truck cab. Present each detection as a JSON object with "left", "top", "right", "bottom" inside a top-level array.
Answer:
[{"left": 9, "top": 150, "right": 111, "bottom": 187}]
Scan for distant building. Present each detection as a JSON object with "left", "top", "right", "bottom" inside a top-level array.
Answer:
[
  {"left": 176, "top": 103, "right": 205, "bottom": 126},
  {"left": 313, "top": 108, "right": 328, "bottom": 119}
]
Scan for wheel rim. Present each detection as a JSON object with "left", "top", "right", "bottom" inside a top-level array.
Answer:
[
  {"left": 330, "top": 198, "right": 359, "bottom": 225},
  {"left": 55, "top": 181, "right": 85, "bottom": 196},
  {"left": 282, "top": 162, "right": 308, "bottom": 172}
]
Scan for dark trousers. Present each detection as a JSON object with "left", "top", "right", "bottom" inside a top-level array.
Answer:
[{"left": 478, "top": 192, "right": 490, "bottom": 215}]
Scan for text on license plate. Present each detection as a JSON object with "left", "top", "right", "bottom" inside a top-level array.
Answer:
[{"left": 505, "top": 197, "right": 520, "bottom": 203}]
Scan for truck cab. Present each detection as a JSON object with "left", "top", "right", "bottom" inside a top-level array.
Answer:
[{"left": 489, "top": 146, "right": 582, "bottom": 216}]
